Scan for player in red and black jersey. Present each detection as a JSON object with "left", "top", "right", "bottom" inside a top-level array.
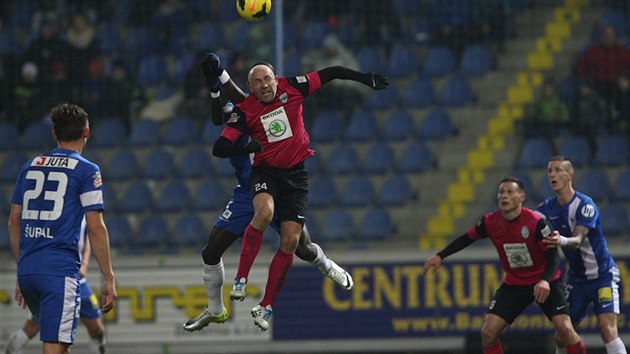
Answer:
[
  {"left": 422, "top": 177, "right": 586, "bottom": 354},
  {"left": 211, "top": 56, "right": 389, "bottom": 330}
]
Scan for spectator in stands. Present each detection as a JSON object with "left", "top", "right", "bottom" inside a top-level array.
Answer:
[
  {"left": 611, "top": 72, "right": 630, "bottom": 140},
  {"left": 0, "top": 55, "right": 19, "bottom": 123},
  {"left": 22, "top": 16, "right": 70, "bottom": 87},
  {"left": 65, "top": 12, "right": 101, "bottom": 88},
  {"left": 574, "top": 25, "right": 630, "bottom": 102},
  {"left": 572, "top": 80, "right": 608, "bottom": 149},
  {"left": 14, "top": 61, "right": 46, "bottom": 132},
  {"left": 103, "top": 59, "right": 146, "bottom": 131},
  {"left": 524, "top": 79, "right": 570, "bottom": 139},
  {"left": 301, "top": 33, "right": 368, "bottom": 124}
]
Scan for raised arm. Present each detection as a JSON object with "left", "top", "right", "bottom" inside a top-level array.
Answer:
[{"left": 316, "top": 66, "right": 390, "bottom": 90}]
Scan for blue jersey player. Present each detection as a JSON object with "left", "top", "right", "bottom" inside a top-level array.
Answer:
[
  {"left": 9, "top": 103, "right": 116, "bottom": 354},
  {"left": 539, "top": 156, "right": 626, "bottom": 354},
  {"left": 183, "top": 53, "right": 353, "bottom": 332}
]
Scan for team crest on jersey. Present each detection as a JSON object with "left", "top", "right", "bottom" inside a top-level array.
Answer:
[
  {"left": 521, "top": 225, "right": 530, "bottom": 239},
  {"left": 581, "top": 204, "right": 595, "bottom": 218},
  {"left": 279, "top": 92, "right": 288, "bottom": 103},
  {"left": 227, "top": 112, "right": 239, "bottom": 124},
  {"left": 93, "top": 171, "right": 102, "bottom": 187}
]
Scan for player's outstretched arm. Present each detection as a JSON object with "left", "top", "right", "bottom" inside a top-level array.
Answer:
[
  {"left": 316, "top": 66, "right": 390, "bottom": 90},
  {"left": 422, "top": 233, "right": 475, "bottom": 275},
  {"left": 201, "top": 52, "right": 247, "bottom": 103}
]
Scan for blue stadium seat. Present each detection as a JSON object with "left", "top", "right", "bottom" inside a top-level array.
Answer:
[
  {"left": 91, "top": 118, "right": 127, "bottom": 147},
  {"left": 102, "top": 187, "right": 118, "bottom": 212},
  {"left": 612, "top": 170, "right": 630, "bottom": 202},
  {"left": 125, "top": 26, "right": 161, "bottom": 60},
  {"left": 0, "top": 215, "right": 8, "bottom": 251},
  {"left": 214, "top": 158, "right": 236, "bottom": 178},
  {"left": 356, "top": 46, "right": 382, "bottom": 72},
  {"left": 558, "top": 135, "right": 592, "bottom": 167},
  {"left": 382, "top": 110, "right": 417, "bottom": 141},
  {"left": 365, "top": 83, "right": 400, "bottom": 110},
  {"left": 600, "top": 204, "right": 628, "bottom": 237},
  {"left": 0, "top": 188, "right": 9, "bottom": 214},
  {"left": 577, "top": 170, "right": 610, "bottom": 202},
  {"left": 516, "top": 137, "right": 554, "bottom": 169},
  {"left": 193, "top": 181, "right": 228, "bottom": 210},
  {"left": 106, "top": 150, "right": 140, "bottom": 180},
  {"left": 143, "top": 149, "right": 176, "bottom": 179},
  {"left": 320, "top": 209, "right": 355, "bottom": 242},
  {"left": 0, "top": 153, "right": 27, "bottom": 183},
  {"left": 227, "top": 22, "right": 253, "bottom": 51},
  {"left": 163, "top": 116, "right": 199, "bottom": 145},
  {"left": 422, "top": 46, "right": 456, "bottom": 79},
  {"left": 386, "top": 45, "right": 419, "bottom": 78},
  {"left": 393, "top": 0, "right": 425, "bottom": 17},
  {"left": 137, "top": 55, "right": 170, "bottom": 88},
  {"left": 357, "top": 209, "right": 394, "bottom": 241},
  {"left": 361, "top": 142, "right": 395, "bottom": 174},
  {"left": 173, "top": 213, "right": 207, "bottom": 247},
  {"left": 106, "top": 215, "right": 133, "bottom": 249},
  {"left": 201, "top": 121, "right": 223, "bottom": 144},
  {"left": 0, "top": 121, "right": 19, "bottom": 150},
  {"left": 325, "top": 144, "right": 359, "bottom": 175},
  {"left": 593, "top": 135, "right": 629, "bottom": 166},
  {"left": 309, "top": 111, "right": 343, "bottom": 143},
  {"left": 344, "top": 111, "right": 379, "bottom": 142},
  {"left": 129, "top": 119, "right": 160, "bottom": 146},
  {"left": 178, "top": 147, "right": 213, "bottom": 178},
  {"left": 376, "top": 175, "right": 414, "bottom": 206},
  {"left": 440, "top": 76, "right": 474, "bottom": 107},
  {"left": 339, "top": 176, "right": 375, "bottom": 207},
  {"left": 134, "top": 215, "right": 171, "bottom": 249},
  {"left": 96, "top": 24, "right": 122, "bottom": 55},
  {"left": 397, "top": 142, "right": 435, "bottom": 173},
  {"left": 418, "top": 109, "right": 454, "bottom": 140},
  {"left": 304, "top": 154, "right": 323, "bottom": 176},
  {"left": 559, "top": 76, "right": 579, "bottom": 105},
  {"left": 301, "top": 21, "right": 330, "bottom": 49},
  {"left": 195, "top": 22, "right": 225, "bottom": 50},
  {"left": 156, "top": 181, "right": 191, "bottom": 212},
  {"left": 309, "top": 176, "right": 337, "bottom": 208},
  {"left": 119, "top": 181, "right": 154, "bottom": 213},
  {"left": 282, "top": 51, "right": 304, "bottom": 77},
  {"left": 172, "top": 53, "right": 195, "bottom": 83},
  {"left": 459, "top": 44, "right": 493, "bottom": 77},
  {"left": 402, "top": 78, "right": 435, "bottom": 108},
  {"left": 21, "top": 121, "right": 55, "bottom": 149}
]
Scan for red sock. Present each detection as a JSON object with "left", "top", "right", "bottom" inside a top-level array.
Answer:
[
  {"left": 566, "top": 339, "right": 586, "bottom": 354},
  {"left": 260, "top": 250, "right": 294, "bottom": 307},
  {"left": 235, "top": 225, "right": 263, "bottom": 280},
  {"left": 483, "top": 341, "right": 503, "bottom": 354}
]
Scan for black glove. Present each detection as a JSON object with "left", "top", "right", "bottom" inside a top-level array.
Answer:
[
  {"left": 200, "top": 52, "right": 224, "bottom": 88},
  {"left": 370, "top": 73, "right": 390, "bottom": 90},
  {"left": 244, "top": 140, "right": 263, "bottom": 153}
]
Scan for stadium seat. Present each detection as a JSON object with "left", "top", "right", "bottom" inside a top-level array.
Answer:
[
  {"left": 228, "top": 22, "right": 254, "bottom": 51},
  {"left": 577, "top": 170, "right": 610, "bottom": 202},
  {"left": 344, "top": 111, "right": 380, "bottom": 142},
  {"left": 178, "top": 147, "right": 213, "bottom": 178},
  {"left": 0, "top": 188, "right": 9, "bottom": 214},
  {"left": 282, "top": 51, "right": 304, "bottom": 77},
  {"left": 173, "top": 213, "right": 207, "bottom": 247},
  {"left": 91, "top": 118, "right": 127, "bottom": 147},
  {"left": 325, "top": 144, "right": 359, "bottom": 175},
  {"left": 21, "top": 121, "right": 55, "bottom": 149},
  {"left": 516, "top": 137, "right": 554, "bottom": 169},
  {"left": 357, "top": 209, "right": 394, "bottom": 241},
  {"left": 301, "top": 21, "right": 330, "bottom": 49},
  {"left": 459, "top": 44, "right": 493, "bottom": 77},
  {"left": 134, "top": 215, "right": 171, "bottom": 249},
  {"left": 309, "top": 111, "right": 343, "bottom": 143},
  {"left": 156, "top": 181, "right": 191, "bottom": 212},
  {"left": 339, "top": 176, "right": 375, "bottom": 207},
  {"left": 612, "top": 169, "right": 630, "bottom": 201},
  {"left": 0, "top": 153, "right": 27, "bottom": 183},
  {"left": 397, "top": 142, "right": 435, "bottom": 173},
  {"left": 106, "top": 214, "right": 133, "bottom": 249},
  {"left": 102, "top": 187, "right": 118, "bottom": 212},
  {"left": 163, "top": 116, "right": 199, "bottom": 145},
  {"left": 143, "top": 149, "right": 176, "bottom": 179},
  {"left": 559, "top": 76, "right": 579, "bottom": 105},
  {"left": 137, "top": 55, "right": 170, "bottom": 88},
  {"left": 376, "top": 175, "right": 414, "bottom": 206},
  {"left": 195, "top": 22, "right": 225, "bottom": 51},
  {"left": 386, "top": 45, "right": 419, "bottom": 78},
  {"left": 361, "top": 142, "right": 395, "bottom": 174},
  {"left": 106, "top": 150, "right": 140, "bottom": 180},
  {"left": 193, "top": 181, "right": 228, "bottom": 210},
  {"left": 356, "top": 46, "right": 382, "bottom": 72},
  {"left": 96, "top": 24, "right": 122, "bottom": 54},
  {"left": 0, "top": 121, "right": 19, "bottom": 150},
  {"left": 214, "top": 158, "right": 236, "bottom": 178},
  {"left": 440, "top": 76, "right": 474, "bottom": 107},
  {"left": 401, "top": 78, "right": 435, "bottom": 108},
  {"left": 304, "top": 154, "right": 323, "bottom": 176},
  {"left": 558, "top": 135, "right": 592, "bottom": 167},
  {"left": 320, "top": 208, "right": 355, "bottom": 242},
  {"left": 593, "top": 135, "right": 629, "bottom": 166},
  {"left": 418, "top": 109, "right": 454, "bottom": 140},
  {"left": 309, "top": 176, "right": 337, "bottom": 208},
  {"left": 382, "top": 110, "right": 417, "bottom": 141},
  {"left": 364, "top": 83, "right": 399, "bottom": 110},
  {"left": 0, "top": 28, "right": 18, "bottom": 56},
  {"left": 421, "top": 46, "right": 456, "bottom": 79},
  {"left": 600, "top": 204, "right": 628, "bottom": 237},
  {"left": 201, "top": 121, "right": 223, "bottom": 144},
  {"left": 129, "top": 119, "right": 160, "bottom": 146},
  {"left": 125, "top": 26, "right": 161, "bottom": 61},
  {"left": 119, "top": 181, "right": 154, "bottom": 213}
]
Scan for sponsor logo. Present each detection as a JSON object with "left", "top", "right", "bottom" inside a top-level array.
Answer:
[
  {"left": 268, "top": 120, "right": 286, "bottom": 137},
  {"left": 31, "top": 156, "right": 78, "bottom": 169},
  {"left": 581, "top": 204, "right": 595, "bottom": 218},
  {"left": 93, "top": 171, "right": 102, "bottom": 188},
  {"left": 521, "top": 226, "right": 530, "bottom": 239},
  {"left": 297, "top": 215, "right": 306, "bottom": 219},
  {"left": 556, "top": 305, "right": 565, "bottom": 310}
]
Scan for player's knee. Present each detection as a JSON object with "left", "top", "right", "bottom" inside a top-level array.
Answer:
[
  {"left": 599, "top": 322, "right": 619, "bottom": 343},
  {"left": 480, "top": 325, "right": 500, "bottom": 345},
  {"left": 279, "top": 235, "right": 299, "bottom": 253},
  {"left": 555, "top": 323, "right": 578, "bottom": 344},
  {"left": 253, "top": 207, "right": 273, "bottom": 226},
  {"left": 201, "top": 245, "right": 220, "bottom": 265}
]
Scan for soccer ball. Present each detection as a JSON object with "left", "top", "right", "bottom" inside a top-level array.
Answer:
[{"left": 236, "top": 0, "right": 271, "bottom": 22}]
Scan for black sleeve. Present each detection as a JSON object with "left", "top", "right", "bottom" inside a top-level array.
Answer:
[
  {"left": 212, "top": 136, "right": 248, "bottom": 157},
  {"left": 210, "top": 96, "right": 224, "bottom": 126},
  {"left": 542, "top": 247, "right": 560, "bottom": 282},
  {"left": 437, "top": 233, "right": 475, "bottom": 259},
  {"left": 316, "top": 66, "right": 372, "bottom": 87}
]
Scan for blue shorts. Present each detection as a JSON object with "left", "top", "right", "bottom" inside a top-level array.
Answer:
[
  {"left": 214, "top": 191, "right": 281, "bottom": 236},
  {"left": 566, "top": 267, "right": 621, "bottom": 323},
  {"left": 79, "top": 279, "right": 102, "bottom": 319},
  {"left": 18, "top": 274, "right": 80, "bottom": 344}
]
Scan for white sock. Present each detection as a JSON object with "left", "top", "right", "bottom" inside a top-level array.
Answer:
[
  {"left": 203, "top": 260, "right": 225, "bottom": 314},
  {"left": 605, "top": 337, "right": 627, "bottom": 354},
  {"left": 310, "top": 243, "right": 332, "bottom": 273},
  {"left": 555, "top": 346, "right": 567, "bottom": 354},
  {"left": 88, "top": 337, "right": 106, "bottom": 354},
  {"left": 5, "top": 328, "right": 29, "bottom": 353}
]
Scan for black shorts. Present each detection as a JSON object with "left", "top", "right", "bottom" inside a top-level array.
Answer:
[
  {"left": 487, "top": 279, "right": 570, "bottom": 324},
  {"left": 251, "top": 162, "right": 308, "bottom": 225}
]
